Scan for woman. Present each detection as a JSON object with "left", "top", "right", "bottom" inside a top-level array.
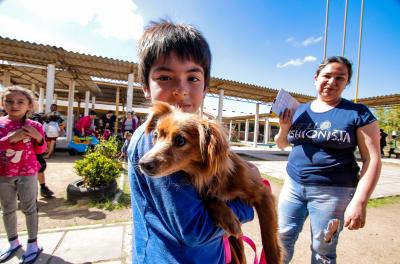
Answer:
[
  {"left": 121, "top": 111, "right": 138, "bottom": 134},
  {"left": 275, "top": 56, "right": 381, "bottom": 263}
]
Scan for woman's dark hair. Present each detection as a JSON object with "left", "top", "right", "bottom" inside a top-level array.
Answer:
[
  {"left": 138, "top": 19, "right": 212, "bottom": 89},
  {"left": 315, "top": 56, "right": 353, "bottom": 84}
]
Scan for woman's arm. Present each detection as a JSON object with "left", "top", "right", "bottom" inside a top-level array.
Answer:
[
  {"left": 274, "top": 108, "right": 292, "bottom": 149},
  {"left": 344, "top": 121, "right": 381, "bottom": 230}
]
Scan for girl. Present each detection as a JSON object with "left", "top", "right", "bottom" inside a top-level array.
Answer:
[{"left": 0, "top": 86, "right": 47, "bottom": 264}]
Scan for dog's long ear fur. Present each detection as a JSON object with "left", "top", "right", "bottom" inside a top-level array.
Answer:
[
  {"left": 144, "top": 101, "right": 174, "bottom": 134},
  {"left": 201, "top": 119, "right": 231, "bottom": 177}
]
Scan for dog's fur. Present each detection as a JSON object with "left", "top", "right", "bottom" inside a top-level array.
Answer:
[{"left": 139, "top": 102, "right": 282, "bottom": 264}]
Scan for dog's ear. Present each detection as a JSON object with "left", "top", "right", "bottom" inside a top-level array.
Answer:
[
  {"left": 144, "top": 101, "right": 174, "bottom": 134},
  {"left": 201, "top": 120, "right": 230, "bottom": 176}
]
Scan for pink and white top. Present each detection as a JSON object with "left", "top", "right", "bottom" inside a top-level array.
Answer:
[{"left": 0, "top": 117, "right": 47, "bottom": 177}]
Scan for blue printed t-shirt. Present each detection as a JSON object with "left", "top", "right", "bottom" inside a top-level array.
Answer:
[
  {"left": 287, "top": 98, "right": 376, "bottom": 187},
  {"left": 127, "top": 124, "right": 254, "bottom": 264}
]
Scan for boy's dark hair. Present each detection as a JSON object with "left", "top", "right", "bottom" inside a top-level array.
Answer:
[
  {"left": 89, "top": 110, "right": 97, "bottom": 116},
  {"left": 138, "top": 19, "right": 212, "bottom": 89},
  {"left": 315, "top": 56, "right": 353, "bottom": 84}
]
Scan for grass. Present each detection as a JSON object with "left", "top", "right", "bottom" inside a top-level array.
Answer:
[
  {"left": 88, "top": 165, "right": 132, "bottom": 211},
  {"left": 262, "top": 173, "right": 284, "bottom": 186},
  {"left": 367, "top": 195, "right": 400, "bottom": 208}
]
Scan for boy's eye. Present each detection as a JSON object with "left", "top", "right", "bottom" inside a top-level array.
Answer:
[
  {"left": 157, "top": 76, "right": 171, "bottom": 81},
  {"left": 188, "top": 76, "right": 200, "bottom": 82}
]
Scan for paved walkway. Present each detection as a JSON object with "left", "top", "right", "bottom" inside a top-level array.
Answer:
[{"left": 1, "top": 146, "right": 399, "bottom": 263}]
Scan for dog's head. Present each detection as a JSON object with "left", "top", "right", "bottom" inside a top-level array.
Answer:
[{"left": 138, "top": 101, "right": 231, "bottom": 188}]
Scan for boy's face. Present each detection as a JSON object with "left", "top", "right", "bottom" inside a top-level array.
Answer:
[{"left": 144, "top": 52, "right": 207, "bottom": 113}]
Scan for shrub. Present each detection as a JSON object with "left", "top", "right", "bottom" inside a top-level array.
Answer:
[
  {"left": 92, "top": 135, "right": 123, "bottom": 161},
  {"left": 74, "top": 151, "right": 121, "bottom": 187}
]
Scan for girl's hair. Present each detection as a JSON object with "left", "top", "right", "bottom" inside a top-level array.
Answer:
[
  {"left": 138, "top": 19, "right": 212, "bottom": 90},
  {"left": 315, "top": 56, "right": 353, "bottom": 84},
  {"left": 1, "top": 85, "right": 36, "bottom": 123}
]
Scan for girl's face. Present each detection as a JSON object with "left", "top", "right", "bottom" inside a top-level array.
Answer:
[
  {"left": 314, "top": 62, "right": 349, "bottom": 104},
  {"left": 2, "top": 91, "right": 33, "bottom": 121}
]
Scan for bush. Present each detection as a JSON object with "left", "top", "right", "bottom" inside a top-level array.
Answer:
[
  {"left": 92, "top": 135, "right": 123, "bottom": 160},
  {"left": 74, "top": 136, "right": 122, "bottom": 187}
]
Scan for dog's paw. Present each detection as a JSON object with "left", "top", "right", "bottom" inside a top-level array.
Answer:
[{"left": 219, "top": 217, "right": 242, "bottom": 238}]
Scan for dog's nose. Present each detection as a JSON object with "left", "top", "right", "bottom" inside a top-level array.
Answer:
[{"left": 138, "top": 159, "right": 158, "bottom": 175}]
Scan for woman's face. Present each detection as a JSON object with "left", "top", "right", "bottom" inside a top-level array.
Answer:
[{"left": 314, "top": 62, "right": 349, "bottom": 104}]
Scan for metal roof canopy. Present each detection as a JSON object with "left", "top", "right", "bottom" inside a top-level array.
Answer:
[{"left": 0, "top": 36, "right": 399, "bottom": 109}]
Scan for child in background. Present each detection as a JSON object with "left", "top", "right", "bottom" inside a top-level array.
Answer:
[
  {"left": 30, "top": 112, "right": 55, "bottom": 198},
  {"left": 43, "top": 113, "right": 61, "bottom": 159},
  {"left": 119, "top": 131, "right": 132, "bottom": 161},
  {"left": 0, "top": 86, "right": 47, "bottom": 264},
  {"left": 127, "top": 20, "right": 255, "bottom": 263}
]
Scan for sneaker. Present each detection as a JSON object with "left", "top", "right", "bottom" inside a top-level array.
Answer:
[{"left": 40, "top": 186, "right": 54, "bottom": 198}]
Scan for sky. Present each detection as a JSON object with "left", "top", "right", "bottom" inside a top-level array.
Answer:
[{"left": 0, "top": 0, "right": 399, "bottom": 116}]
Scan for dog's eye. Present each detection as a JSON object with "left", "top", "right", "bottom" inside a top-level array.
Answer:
[
  {"left": 174, "top": 135, "right": 186, "bottom": 147},
  {"left": 153, "top": 131, "right": 158, "bottom": 139}
]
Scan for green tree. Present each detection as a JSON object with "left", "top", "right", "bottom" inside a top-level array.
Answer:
[{"left": 373, "top": 105, "right": 400, "bottom": 134}]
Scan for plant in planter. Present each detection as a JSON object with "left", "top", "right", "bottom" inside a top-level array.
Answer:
[{"left": 67, "top": 136, "right": 122, "bottom": 203}]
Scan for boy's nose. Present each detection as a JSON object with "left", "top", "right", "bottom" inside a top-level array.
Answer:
[{"left": 172, "top": 83, "right": 188, "bottom": 97}]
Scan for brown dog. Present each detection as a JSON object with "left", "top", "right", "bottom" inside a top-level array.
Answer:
[{"left": 139, "top": 101, "right": 282, "bottom": 264}]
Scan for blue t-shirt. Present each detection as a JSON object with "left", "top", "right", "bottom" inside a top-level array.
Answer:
[
  {"left": 287, "top": 98, "right": 376, "bottom": 187},
  {"left": 127, "top": 124, "right": 254, "bottom": 264}
]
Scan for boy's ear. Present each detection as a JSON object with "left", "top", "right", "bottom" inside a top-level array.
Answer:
[
  {"left": 142, "top": 86, "right": 151, "bottom": 100},
  {"left": 143, "top": 101, "right": 174, "bottom": 134}
]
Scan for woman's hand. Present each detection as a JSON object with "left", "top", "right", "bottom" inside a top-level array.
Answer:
[
  {"left": 274, "top": 108, "right": 293, "bottom": 149},
  {"left": 278, "top": 108, "right": 292, "bottom": 131},
  {"left": 344, "top": 199, "right": 366, "bottom": 230},
  {"left": 22, "top": 125, "right": 43, "bottom": 143}
]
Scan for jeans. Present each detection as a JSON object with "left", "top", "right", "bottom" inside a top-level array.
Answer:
[{"left": 278, "top": 176, "right": 355, "bottom": 264}]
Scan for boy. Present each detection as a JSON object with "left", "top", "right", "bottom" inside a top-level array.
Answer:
[{"left": 127, "top": 20, "right": 255, "bottom": 263}]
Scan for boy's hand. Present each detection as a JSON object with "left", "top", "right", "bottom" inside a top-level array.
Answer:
[
  {"left": 8, "top": 129, "right": 30, "bottom": 143},
  {"left": 22, "top": 125, "right": 43, "bottom": 143}
]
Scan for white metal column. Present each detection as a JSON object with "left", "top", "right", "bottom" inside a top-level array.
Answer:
[
  {"left": 91, "top": 96, "right": 96, "bottom": 109},
  {"left": 45, "top": 64, "right": 55, "bottom": 113},
  {"left": 127, "top": 73, "right": 134, "bottom": 112},
  {"left": 237, "top": 122, "right": 241, "bottom": 140},
  {"left": 229, "top": 120, "right": 233, "bottom": 141},
  {"left": 66, "top": 80, "right": 75, "bottom": 142},
  {"left": 264, "top": 117, "right": 270, "bottom": 144},
  {"left": 217, "top": 89, "right": 224, "bottom": 122},
  {"left": 84, "top": 90, "right": 90, "bottom": 116},
  {"left": 38, "top": 87, "right": 45, "bottom": 113},
  {"left": 245, "top": 119, "right": 249, "bottom": 142},
  {"left": 253, "top": 103, "right": 260, "bottom": 148}
]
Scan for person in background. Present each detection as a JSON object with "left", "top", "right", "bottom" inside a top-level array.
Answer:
[
  {"left": 275, "top": 56, "right": 381, "bottom": 263},
  {"left": 29, "top": 112, "right": 54, "bottom": 198},
  {"left": 0, "top": 86, "right": 47, "bottom": 263},
  {"left": 121, "top": 111, "right": 138, "bottom": 134},
  {"left": 49, "top": 103, "right": 64, "bottom": 136},
  {"left": 0, "top": 109, "right": 6, "bottom": 117},
  {"left": 43, "top": 113, "right": 61, "bottom": 159},
  {"left": 101, "top": 111, "right": 116, "bottom": 134},
  {"left": 119, "top": 131, "right": 132, "bottom": 161},
  {"left": 388, "top": 132, "right": 398, "bottom": 158},
  {"left": 380, "top": 129, "right": 388, "bottom": 156},
  {"left": 74, "top": 110, "right": 97, "bottom": 137}
]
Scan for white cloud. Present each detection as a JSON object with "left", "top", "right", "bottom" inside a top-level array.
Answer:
[
  {"left": 16, "top": 0, "right": 144, "bottom": 40},
  {"left": 0, "top": 15, "right": 96, "bottom": 54},
  {"left": 276, "top": 56, "right": 317, "bottom": 68},
  {"left": 286, "top": 36, "right": 323, "bottom": 47}
]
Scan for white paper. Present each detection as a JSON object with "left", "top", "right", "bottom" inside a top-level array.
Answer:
[{"left": 270, "top": 89, "right": 300, "bottom": 115}]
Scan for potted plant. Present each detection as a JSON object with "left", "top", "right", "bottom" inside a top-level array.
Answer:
[{"left": 67, "top": 136, "right": 122, "bottom": 203}]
